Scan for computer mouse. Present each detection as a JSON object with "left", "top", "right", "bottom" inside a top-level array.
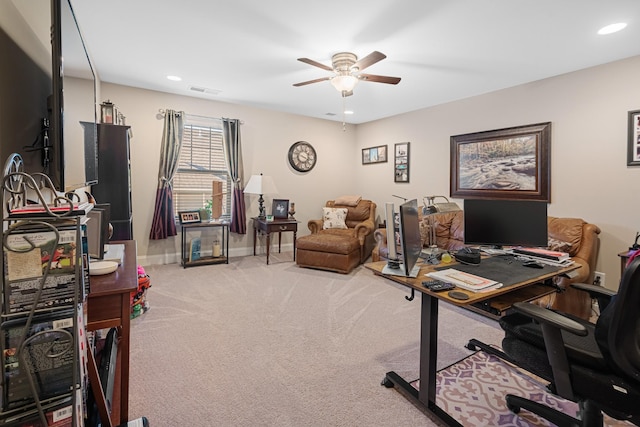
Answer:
[{"left": 523, "top": 260, "right": 544, "bottom": 269}]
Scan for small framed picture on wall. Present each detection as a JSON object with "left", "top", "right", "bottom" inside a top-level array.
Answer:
[
  {"left": 627, "top": 109, "right": 640, "bottom": 166},
  {"left": 394, "top": 142, "right": 410, "bottom": 183}
]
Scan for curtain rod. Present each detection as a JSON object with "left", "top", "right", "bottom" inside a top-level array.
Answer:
[{"left": 158, "top": 109, "right": 244, "bottom": 124}]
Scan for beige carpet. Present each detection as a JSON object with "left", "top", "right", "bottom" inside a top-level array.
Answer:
[{"left": 127, "top": 253, "right": 504, "bottom": 426}]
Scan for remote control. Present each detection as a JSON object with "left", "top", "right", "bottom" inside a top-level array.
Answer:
[{"left": 422, "top": 280, "right": 456, "bottom": 292}]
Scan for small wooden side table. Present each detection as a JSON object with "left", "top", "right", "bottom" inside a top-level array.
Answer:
[{"left": 253, "top": 217, "right": 299, "bottom": 264}]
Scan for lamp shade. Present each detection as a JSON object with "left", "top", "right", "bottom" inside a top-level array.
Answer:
[{"left": 244, "top": 174, "right": 278, "bottom": 195}]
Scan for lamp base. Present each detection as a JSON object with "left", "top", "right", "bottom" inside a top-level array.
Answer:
[{"left": 258, "top": 194, "right": 266, "bottom": 219}]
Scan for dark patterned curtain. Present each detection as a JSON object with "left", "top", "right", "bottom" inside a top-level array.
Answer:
[
  {"left": 149, "top": 110, "right": 184, "bottom": 239},
  {"left": 221, "top": 118, "right": 246, "bottom": 234}
]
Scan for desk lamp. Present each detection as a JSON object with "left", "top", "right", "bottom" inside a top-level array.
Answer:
[
  {"left": 244, "top": 173, "right": 278, "bottom": 220},
  {"left": 422, "top": 195, "right": 461, "bottom": 255}
]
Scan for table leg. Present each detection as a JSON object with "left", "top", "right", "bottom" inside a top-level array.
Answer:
[
  {"left": 266, "top": 232, "right": 271, "bottom": 265},
  {"left": 253, "top": 223, "right": 257, "bottom": 256},
  {"left": 120, "top": 293, "right": 130, "bottom": 423},
  {"left": 293, "top": 230, "right": 297, "bottom": 261},
  {"left": 278, "top": 231, "right": 282, "bottom": 253}
]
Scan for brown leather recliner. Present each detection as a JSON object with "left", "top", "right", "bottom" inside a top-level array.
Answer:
[
  {"left": 373, "top": 210, "right": 601, "bottom": 319},
  {"left": 296, "top": 199, "right": 376, "bottom": 274}
]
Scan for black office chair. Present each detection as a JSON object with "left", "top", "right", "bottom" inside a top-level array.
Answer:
[{"left": 468, "top": 256, "right": 640, "bottom": 427}]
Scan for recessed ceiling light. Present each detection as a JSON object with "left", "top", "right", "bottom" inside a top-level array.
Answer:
[
  {"left": 344, "top": 110, "right": 354, "bottom": 115},
  {"left": 597, "top": 23, "right": 627, "bottom": 35},
  {"left": 166, "top": 75, "right": 182, "bottom": 81}
]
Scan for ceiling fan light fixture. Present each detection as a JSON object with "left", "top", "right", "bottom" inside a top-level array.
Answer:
[{"left": 331, "top": 75, "right": 359, "bottom": 93}]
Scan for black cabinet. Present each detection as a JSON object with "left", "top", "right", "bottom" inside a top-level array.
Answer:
[{"left": 92, "top": 124, "right": 133, "bottom": 240}]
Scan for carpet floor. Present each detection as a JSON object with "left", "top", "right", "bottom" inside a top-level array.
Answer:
[{"left": 126, "top": 253, "right": 624, "bottom": 426}]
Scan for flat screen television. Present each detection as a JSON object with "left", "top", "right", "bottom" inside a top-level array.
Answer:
[
  {"left": 50, "top": 0, "right": 99, "bottom": 192},
  {"left": 463, "top": 199, "right": 548, "bottom": 248},
  {"left": 383, "top": 199, "right": 422, "bottom": 278}
]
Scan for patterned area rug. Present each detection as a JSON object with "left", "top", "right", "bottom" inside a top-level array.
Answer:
[{"left": 412, "top": 350, "right": 633, "bottom": 426}]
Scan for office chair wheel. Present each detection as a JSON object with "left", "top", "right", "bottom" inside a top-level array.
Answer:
[
  {"left": 506, "top": 402, "right": 521, "bottom": 414},
  {"left": 381, "top": 377, "right": 394, "bottom": 388}
]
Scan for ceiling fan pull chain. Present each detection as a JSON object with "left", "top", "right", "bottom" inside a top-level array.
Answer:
[{"left": 342, "top": 96, "right": 346, "bottom": 132}]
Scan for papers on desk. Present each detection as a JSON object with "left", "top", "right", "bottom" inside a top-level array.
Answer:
[{"left": 426, "top": 269, "right": 502, "bottom": 292}]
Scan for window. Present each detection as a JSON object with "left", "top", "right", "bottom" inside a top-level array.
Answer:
[{"left": 173, "top": 120, "right": 231, "bottom": 221}]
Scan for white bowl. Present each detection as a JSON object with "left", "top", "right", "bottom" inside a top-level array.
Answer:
[{"left": 89, "top": 260, "right": 119, "bottom": 276}]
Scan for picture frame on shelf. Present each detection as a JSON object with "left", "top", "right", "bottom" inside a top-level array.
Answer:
[
  {"left": 272, "top": 199, "right": 289, "bottom": 219},
  {"left": 394, "top": 142, "right": 410, "bottom": 183},
  {"left": 179, "top": 210, "right": 202, "bottom": 224},
  {"left": 450, "top": 122, "right": 551, "bottom": 201},
  {"left": 362, "top": 145, "right": 388, "bottom": 165},
  {"left": 627, "top": 109, "right": 640, "bottom": 166}
]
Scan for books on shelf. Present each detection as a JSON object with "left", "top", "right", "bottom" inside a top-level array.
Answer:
[
  {"left": 189, "top": 238, "right": 202, "bottom": 262},
  {"left": 3, "top": 226, "right": 79, "bottom": 315},
  {"left": 426, "top": 269, "right": 502, "bottom": 292},
  {"left": 9, "top": 202, "right": 93, "bottom": 217},
  {"left": 512, "top": 247, "right": 570, "bottom": 261}
]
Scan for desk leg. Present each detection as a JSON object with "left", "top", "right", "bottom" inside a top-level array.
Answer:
[
  {"left": 266, "top": 232, "right": 271, "bottom": 265},
  {"left": 382, "top": 295, "right": 461, "bottom": 426}
]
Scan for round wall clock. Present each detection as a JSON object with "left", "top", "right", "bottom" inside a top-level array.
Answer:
[{"left": 288, "top": 141, "right": 317, "bottom": 172}]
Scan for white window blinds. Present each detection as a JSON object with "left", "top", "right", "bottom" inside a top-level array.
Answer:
[{"left": 173, "top": 121, "right": 231, "bottom": 220}]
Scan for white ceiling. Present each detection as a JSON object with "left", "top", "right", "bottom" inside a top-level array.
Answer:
[{"left": 57, "top": 1, "right": 640, "bottom": 123}]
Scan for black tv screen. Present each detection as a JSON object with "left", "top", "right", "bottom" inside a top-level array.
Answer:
[
  {"left": 50, "top": 0, "right": 98, "bottom": 192},
  {"left": 398, "top": 199, "right": 422, "bottom": 277},
  {"left": 463, "top": 199, "right": 548, "bottom": 248}
]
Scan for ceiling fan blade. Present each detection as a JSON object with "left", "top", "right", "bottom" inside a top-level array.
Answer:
[
  {"left": 354, "top": 51, "right": 386, "bottom": 71},
  {"left": 293, "top": 76, "right": 331, "bottom": 87},
  {"left": 297, "top": 57, "right": 333, "bottom": 72},
  {"left": 359, "top": 73, "right": 401, "bottom": 85}
]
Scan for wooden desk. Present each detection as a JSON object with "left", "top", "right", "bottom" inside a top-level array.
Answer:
[
  {"left": 252, "top": 217, "right": 299, "bottom": 264},
  {"left": 87, "top": 240, "right": 137, "bottom": 427},
  {"left": 365, "top": 259, "right": 578, "bottom": 426}
]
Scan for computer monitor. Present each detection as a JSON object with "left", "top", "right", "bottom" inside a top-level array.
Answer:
[
  {"left": 383, "top": 199, "right": 422, "bottom": 278},
  {"left": 384, "top": 202, "right": 400, "bottom": 267},
  {"left": 463, "top": 199, "right": 548, "bottom": 248}
]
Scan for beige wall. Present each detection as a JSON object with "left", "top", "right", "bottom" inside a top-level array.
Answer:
[
  {"left": 99, "top": 55, "right": 639, "bottom": 290},
  {"left": 99, "top": 83, "right": 357, "bottom": 265},
  {"left": 356, "top": 55, "right": 640, "bottom": 290}
]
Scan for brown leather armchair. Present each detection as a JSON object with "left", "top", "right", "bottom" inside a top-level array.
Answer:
[
  {"left": 373, "top": 210, "right": 601, "bottom": 319},
  {"left": 296, "top": 199, "right": 377, "bottom": 274}
]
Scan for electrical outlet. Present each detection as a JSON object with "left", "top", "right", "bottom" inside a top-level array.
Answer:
[{"left": 594, "top": 271, "right": 605, "bottom": 286}]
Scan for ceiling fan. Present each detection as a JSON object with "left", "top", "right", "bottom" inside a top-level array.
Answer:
[{"left": 293, "top": 51, "right": 401, "bottom": 97}]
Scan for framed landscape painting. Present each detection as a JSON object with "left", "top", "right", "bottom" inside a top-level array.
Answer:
[{"left": 450, "top": 122, "right": 551, "bottom": 201}]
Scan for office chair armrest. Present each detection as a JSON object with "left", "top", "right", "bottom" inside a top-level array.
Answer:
[
  {"left": 512, "top": 302, "right": 588, "bottom": 336},
  {"left": 570, "top": 282, "right": 616, "bottom": 312},
  {"left": 570, "top": 282, "right": 616, "bottom": 298}
]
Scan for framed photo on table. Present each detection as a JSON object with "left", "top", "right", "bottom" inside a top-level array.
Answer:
[
  {"left": 627, "top": 110, "right": 640, "bottom": 166},
  {"left": 450, "top": 122, "right": 551, "bottom": 201},
  {"left": 179, "top": 210, "right": 202, "bottom": 224},
  {"left": 272, "top": 199, "right": 289, "bottom": 219}
]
